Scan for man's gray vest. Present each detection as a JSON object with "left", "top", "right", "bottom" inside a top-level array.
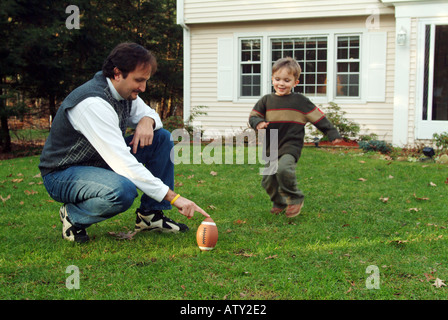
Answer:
[{"left": 39, "top": 71, "right": 132, "bottom": 176}]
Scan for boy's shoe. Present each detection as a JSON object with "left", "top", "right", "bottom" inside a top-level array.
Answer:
[
  {"left": 270, "top": 206, "right": 286, "bottom": 215},
  {"left": 59, "top": 205, "right": 90, "bottom": 243},
  {"left": 285, "top": 201, "right": 304, "bottom": 218},
  {"left": 135, "top": 209, "right": 189, "bottom": 233}
]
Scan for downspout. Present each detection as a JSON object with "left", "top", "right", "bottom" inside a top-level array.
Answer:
[{"left": 177, "top": 0, "right": 191, "bottom": 125}]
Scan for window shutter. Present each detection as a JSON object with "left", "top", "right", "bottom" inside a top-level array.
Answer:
[
  {"left": 217, "top": 38, "right": 233, "bottom": 101},
  {"left": 365, "top": 32, "right": 387, "bottom": 102}
]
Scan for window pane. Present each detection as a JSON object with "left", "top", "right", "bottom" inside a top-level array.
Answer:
[
  {"left": 242, "top": 75, "right": 252, "bottom": 85},
  {"left": 241, "top": 41, "right": 251, "bottom": 50},
  {"left": 349, "top": 74, "right": 359, "bottom": 85},
  {"left": 306, "top": 41, "right": 316, "bottom": 49},
  {"left": 284, "top": 41, "right": 293, "bottom": 49},
  {"left": 306, "top": 62, "right": 316, "bottom": 72},
  {"left": 305, "top": 86, "right": 315, "bottom": 94},
  {"left": 317, "top": 40, "right": 327, "bottom": 49},
  {"left": 242, "top": 65, "right": 252, "bottom": 73},
  {"left": 349, "top": 47, "right": 359, "bottom": 59},
  {"left": 272, "top": 51, "right": 282, "bottom": 61},
  {"left": 350, "top": 62, "right": 359, "bottom": 72},
  {"left": 349, "top": 37, "right": 359, "bottom": 47},
  {"left": 317, "top": 61, "right": 327, "bottom": 72},
  {"left": 241, "top": 39, "right": 261, "bottom": 62},
  {"left": 284, "top": 50, "right": 293, "bottom": 58},
  {"left": 306, "top": 50, "right": 316, "bottom": 60},
  {"left": 349, "top": 86, "right": 359, "bottom": 96},
  {"left": 337, "top": 48, "right": 348, "bottom": 59},
  {"left": 338, "top": 37, "right": 349, "bottom": 48},
  {"left": 336, "top": 35, "right": 361, "bottom": 97},
  {"left": 240, "top": 39, "right": 261, "bottom": 97},
  {"left": 338, "top": 63, "right": 349, "bottom": 72},
  {"left": 294, "top": 50, "right": 304, "bottom": 61},
  {"left": 317, "top": 49, "right": 326, "bottom": 60},
  {"left": 242, "top": 51, "right": 251, "bottom": 61},
  {"left": 272, "top": 41, "right": 282, "bottom": 50},
  {"left": 338, "top": 74, "right": 348, "bottom": 85},
  {"left": 305, "top": 74, "right": 316, "bottom": 84},
  {"left": 242, "top": 86, "right": 251, "bottom": 96},
  {"left": 317, "top": 74, "right": 326, "bottom": 84},
  {"left": 271, "top": 37, "right": 327, "bottom": 97},
  {"left": 431, "top": 25, "right": 448, "bottom": 120},
  {"left": 422, "top": 25, "right": 430, "bottom": 120}
]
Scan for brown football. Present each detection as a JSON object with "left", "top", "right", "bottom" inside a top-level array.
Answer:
[{"left": 196, "top": 217, "right": 218, "bottom": 251}]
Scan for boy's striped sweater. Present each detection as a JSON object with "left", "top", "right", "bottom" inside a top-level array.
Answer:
[{"left": 249, "top": 92, "right": 341, "bottom": 161}]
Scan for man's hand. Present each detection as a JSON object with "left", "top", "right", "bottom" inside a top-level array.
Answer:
[
  {"left": 129, "top": 117, "right": 155, "bottom": 153},
  {"left": 165, "top": 190, "right": 210, "bottom": 220}
]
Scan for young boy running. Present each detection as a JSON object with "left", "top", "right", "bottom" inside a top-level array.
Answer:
[{"left": 249, "top": 57, "right": 342, "bottom": 217}]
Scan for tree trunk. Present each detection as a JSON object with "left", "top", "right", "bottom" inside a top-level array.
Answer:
[
  {"left": 0, "top": 80, "right": 12, "bottom": 153},
  {"left": 0, "top": 114, "right": 11, "bottom": 153},
  {"left": 48, "top": 93, "right": 57, "bottom": 119}
]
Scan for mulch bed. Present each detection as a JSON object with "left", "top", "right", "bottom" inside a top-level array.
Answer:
[
  {"left": 305, "top": 140, "right": 359, "bottom": 148},
  {"left": 0, "top": 141, "right": 45, "bottom": 160}
]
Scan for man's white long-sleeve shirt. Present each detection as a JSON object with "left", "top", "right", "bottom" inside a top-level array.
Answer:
[{"left": 66, "top": 77, "right": 169, "bottom": 202}]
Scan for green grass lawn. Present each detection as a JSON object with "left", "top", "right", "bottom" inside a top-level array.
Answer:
[{"left": 0, "top": 146, "right": 447, "bottom": 300}]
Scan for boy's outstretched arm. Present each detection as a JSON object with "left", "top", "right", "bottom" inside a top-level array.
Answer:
[
  {"left": 256, "top": 121, "right": 269, "bottom": 130},
  {"left": 331, "top": 138, "right": 343, "bottom": 144}
]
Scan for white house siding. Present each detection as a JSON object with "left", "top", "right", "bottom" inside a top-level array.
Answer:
[
  {"left": 188, "top": 15, "right": 396, "bottom": 142},
  {"left": 183, "top": 0, "right": 394, "bottom": 24}
]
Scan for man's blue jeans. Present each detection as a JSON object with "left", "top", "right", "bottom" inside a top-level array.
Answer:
[{"left": 42, "top": 128, "right": 174, "bottom": 229}]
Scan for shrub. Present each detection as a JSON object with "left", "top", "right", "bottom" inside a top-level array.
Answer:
[
  {"left": 358, "top": 140, "right": 392, "bottom": 154},
  {"left": 162, "top": 105, "right": 208, "bottom": 134},
  {"left": 162, "top": 115, "right": 184, "bottom": 133},
  {"left": 358, "top": 133, "right": 378, "bottom": 142},
  {"left": 433, "top": 132, "right": 448, "bottom": 155},
  {"left": 306, "top": 102, "right": 360, "bottom": 141}
]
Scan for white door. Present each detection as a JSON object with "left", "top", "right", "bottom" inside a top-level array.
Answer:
[{"left": 416, "top": 21, "right": 448, "bottom": 139}]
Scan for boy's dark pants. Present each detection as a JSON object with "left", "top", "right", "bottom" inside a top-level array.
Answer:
[{"left": 261, "top": 153, "right": 304, "bottom": 209}]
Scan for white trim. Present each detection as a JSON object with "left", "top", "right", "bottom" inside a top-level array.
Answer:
[
  {"left": 177, "top": 0, "right": 191, "bottom": 123},
  {"left": 217, "top": 38, "right": 234, "bottom": 101},
  {"left": 392, "top": 17, "right": 411, "bottom": 146},
  {"left": 233, "top": 36, "right": 264, "bottom": 102},
  {"left": 182, "top": 28, "right": 191, "bottom": 124},
  {"left": 415, "top": 17, "right": 448, "bottom": 140},
  {"left": 393, "top": 1, "right": 448, "bottom": 19}
]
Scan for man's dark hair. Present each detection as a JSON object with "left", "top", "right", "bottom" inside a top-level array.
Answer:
[{"left": 102, "top": 42, "right": 157, "bottom": 79}]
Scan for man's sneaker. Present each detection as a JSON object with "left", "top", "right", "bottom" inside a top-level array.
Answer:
[
  {"left": 59, "top": 205, "right": 90, "bottom": 243},
  {"left": 135, "top": 209, "right": 189, "bottom": 233}
]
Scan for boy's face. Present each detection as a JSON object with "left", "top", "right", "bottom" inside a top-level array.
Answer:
[{"left": 271, "top": 67, "right": 300, "bottom": 96}]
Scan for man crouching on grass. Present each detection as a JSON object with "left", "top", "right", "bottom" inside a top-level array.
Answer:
[{"left": 39, "top": 42, "right": 209, "bottom": 243}]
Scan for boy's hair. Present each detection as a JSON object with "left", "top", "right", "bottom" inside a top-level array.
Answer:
[
  {"left": 102, "top": 42, "right": 157, "bottom": 79},
  {"left": 272, "top": 57, "right": 302, "bottom": 80}
]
